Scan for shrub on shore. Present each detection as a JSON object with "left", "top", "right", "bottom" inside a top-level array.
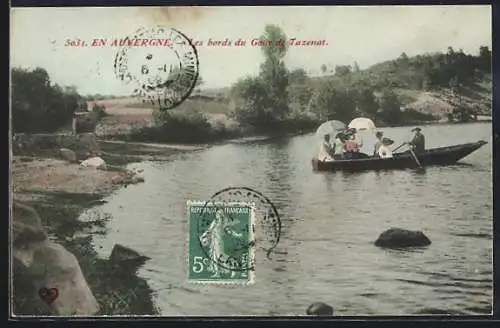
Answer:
[
  {"left": 76, "top": 104, "right": 108, "bottom": 133},
  {"left": 128, "top": 109, "right": 234, "bottom": 144},
  {"left": 11, "top": 67, "right": 84, "bottom": 133}
]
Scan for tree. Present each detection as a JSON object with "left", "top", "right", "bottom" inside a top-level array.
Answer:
[
  {"left": 449, "top": 76, "right": 459, "bottom": 95},
  {"left": 11, "top": 67, "right": 82, "bottom": 133},
  {"left": 257, "top": 24, "right": 290, "bottom": 119},
  {"left": 479, "top": 45, "right": 491, "bottom": 71},
  {"left": 309, "top": 83, "right": 356, "bottom": 122},
  {"left": 353, "top": 62, "right": 360, "bottom": 73},
  {"left": 399, "top": 52, "right": 409, "bottom": 62},
  {"left": 320, "top": 64, "right": 327, "bottom": 75},
  {"left": 287, "top": 83, "right": 313, "bottom": 112},
  {"left": 231, "top": 24, "right": 291, "bottom": 125},
  {"left": 288, "top": 68, "right": 308, "bottom": 85},
  {"left": 377, "top": 89, "right": 402, "bottom": 125},
  {"left": 334, "top": 65, "right": 351, "bottom": 77},
  {"left": 354, "top": 86, "right": 378, "bottom": 117},
  {"left": 230, "top": 76, "right": 275, "bottom": 127}
]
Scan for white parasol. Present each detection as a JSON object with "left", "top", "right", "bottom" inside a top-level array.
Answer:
[
  {"left": 315, "top": 120, "right": 347, "bottom": 140},
  {"left": 348, "top": 117, "right": 377, "bottom": 133}
]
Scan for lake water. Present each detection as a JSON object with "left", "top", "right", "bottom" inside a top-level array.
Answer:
[{"left": 89, "top": 122, "right": 493, "bottom": 316}]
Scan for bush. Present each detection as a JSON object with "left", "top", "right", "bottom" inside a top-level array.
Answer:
[
  {"left": 130, "top": 109, "right": 217, "bottom": 143},
  {"left": 11, "top": 67, "right": 83, "bottom": 133},
  {"left": 402, "top": 108, "right": 438, "bottom": 122},
  {"left": 91, "top": 104, "right": 108, "bottom": 119}
]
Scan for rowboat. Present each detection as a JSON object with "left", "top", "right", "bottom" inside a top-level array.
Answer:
[{"left": 311, "top": 140, "right": 488, "bottom": 172}]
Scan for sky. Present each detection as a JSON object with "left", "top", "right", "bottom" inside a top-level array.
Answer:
[{"left": 10, "top": 5, "right": 492, "bottom": 96}]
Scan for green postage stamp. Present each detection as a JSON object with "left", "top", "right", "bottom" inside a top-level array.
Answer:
[{"left": 187, "top": 201, "right": 256, "bottom": 284}]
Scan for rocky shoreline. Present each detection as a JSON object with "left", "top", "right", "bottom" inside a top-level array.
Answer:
[{"left": 11, "top": 135, "right": 192, "bottom": 316}]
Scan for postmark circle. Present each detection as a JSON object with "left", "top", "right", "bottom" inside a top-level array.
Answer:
[
  {"left": 196, "top": 187, "right": 282, "bottom": 273},
  {"left": 113, "top": 26, "right": 199, "bottom": 109}
]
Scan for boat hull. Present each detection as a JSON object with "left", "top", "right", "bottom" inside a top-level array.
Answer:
[{"left": 312, "top": 140, "right": 488, "bottom": 172}]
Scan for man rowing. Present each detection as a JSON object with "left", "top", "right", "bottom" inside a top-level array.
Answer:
[{"left": 408, "top": 127, "right": 425, "bottom": 153}]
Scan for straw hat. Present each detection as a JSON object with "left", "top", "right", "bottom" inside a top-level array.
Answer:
[{"left": 382, "top": 137, "right": 394, "bottom": 146}]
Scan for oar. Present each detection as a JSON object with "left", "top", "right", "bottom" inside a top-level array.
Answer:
[
  {"left": 392, "top": 142, "right": 407, "bottom": 153},
  {"left": 409, "top": 147, "right": 423, "bottom": 168}
]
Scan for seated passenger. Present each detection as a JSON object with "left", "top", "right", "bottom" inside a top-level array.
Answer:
[
  {"left": 318, "top": 134, "right": 335, "bottom": 161},
  {"left": 332, "top": 132, "right": 346, "bottom": 160},
  {"left": 373, "top": 131, "right": 384, "bottom": 156},
  {"left": 378, "top": 137, "right": 394, "bottom": 158},
  {"left": 346, "top": 128, "right": 363, "bottom": 147},
  {"left": 343, "top": 131, "right": 362, "bottom": 160}
]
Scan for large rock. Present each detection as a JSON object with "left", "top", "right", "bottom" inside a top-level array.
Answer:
[
  {"left": 110, "top": 244, "right": 150, "bottom": 268},
  {"left": 374, "top": 228, "right": 431, "bottom": 248},
  {"left": 12, "top": 201, "right": 99, "bottom": 315},
  {"left": 80, "top": 156, "right": 107, "bottom": 170},
  {"left": 12, "top": 202, "right": 47, "bottom": 251},
  {"left": 59, "top": 148, "right": 77, "bottom": 163},
  {"left": 306, "top": 302, "right": 334, "bottom": 316}
]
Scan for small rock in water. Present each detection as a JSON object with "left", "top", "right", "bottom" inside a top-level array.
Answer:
[
  {"left": 110, "top": 244, "right": 151, "bottom": 267},
  {"left": 306, "top": 302, "right": 334, "bottom": 316},
  {"left": 374, "top": 228, "right": 431, "bottom": 248}
]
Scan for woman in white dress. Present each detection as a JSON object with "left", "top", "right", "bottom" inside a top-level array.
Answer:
[
  {"left": 378, "top": 137, "right": 395, "bottom": 158},
  {"left": 317, "top": 134, "right": 335, "bottom": 161}
]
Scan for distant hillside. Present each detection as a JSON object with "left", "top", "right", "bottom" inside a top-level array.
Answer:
[
  {"left": 307, "top": 48, "right": 492, "bottom": 120},
  {"left": 95, "top": 46, "right": 491, "bottom": 127}
]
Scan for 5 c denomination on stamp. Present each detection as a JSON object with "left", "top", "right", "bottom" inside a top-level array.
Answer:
[
  {"left": 188, "top": 201, "right": 255, "bottom": 285},
  {"left": 113, "top": 26, "right": 199, "bottom": 109}
]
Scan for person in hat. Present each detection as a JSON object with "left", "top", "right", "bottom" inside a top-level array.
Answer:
[
  {"left": 332, "top": 132, "right": 346, "bottom": 160},
  {"left": 346, "top": 127, "right": 363, "bottom": 147},
  {"left": 343, "top": 128, "right": 363, "bottom": 159},
  {"left": 408, "top": 127, "right": 425, "bottom": 153},
  {"left": 373, "top": 131, "right": 384, "bottom": 156},
  {"left": 317, "top": 134, "right": 335, "bottom": 161},
  {"left": 378, "top": 137, "right": 395, "bottom": 158}
]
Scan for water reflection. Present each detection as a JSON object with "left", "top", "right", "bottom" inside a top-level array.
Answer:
[{"left": 89, "top": 122, "right": 492, "bottom": 316}]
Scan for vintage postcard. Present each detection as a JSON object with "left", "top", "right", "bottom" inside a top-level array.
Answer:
[{"left": 10, "top": 5, "right": 492, "bottom": 317}]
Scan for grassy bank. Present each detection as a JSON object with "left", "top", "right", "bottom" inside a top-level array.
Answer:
[
  {"left": 11, "top": 141, "right": 190, "bottom": 316},
  {"left": 103, "top": 109, "right": 322, "bottom": 145}
]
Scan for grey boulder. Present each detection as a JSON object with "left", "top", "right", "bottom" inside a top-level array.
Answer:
[
  {"left": 375, "top": 228, "right": 431, "bottom": 248},
  {"left": 306, "top": 302, "right": 334, "bottom": 316}
]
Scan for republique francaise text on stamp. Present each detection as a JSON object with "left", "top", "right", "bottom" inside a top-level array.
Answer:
[{"left": 187, "top": 201, "right": 256, "bottom": 285}]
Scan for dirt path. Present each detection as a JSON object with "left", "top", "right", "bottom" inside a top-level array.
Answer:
[{"left": 12, "top": 157, "right": 121, "bottom": 202}]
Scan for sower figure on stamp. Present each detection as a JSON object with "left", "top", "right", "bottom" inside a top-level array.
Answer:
[{"left": 199, "top": 209, "right": 246, "bottom": 278}]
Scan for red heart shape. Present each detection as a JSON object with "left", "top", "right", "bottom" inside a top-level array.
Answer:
[{"left": 38, "top": 287, "right": 59, "bottom": 305}]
